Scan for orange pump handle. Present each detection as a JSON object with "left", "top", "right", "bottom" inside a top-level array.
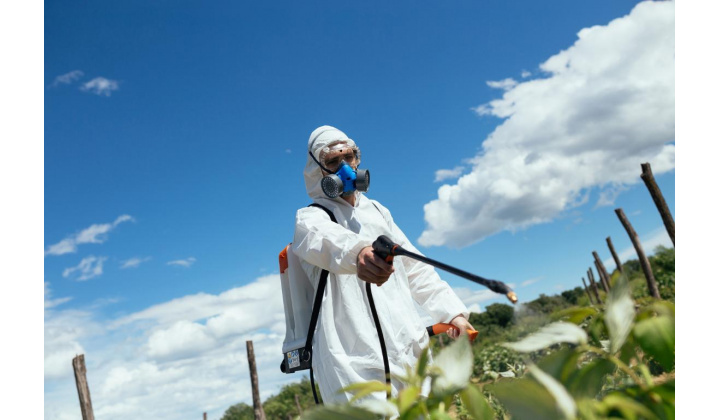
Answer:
[{"left": 430, "top": 323, "right": 478, "bottom": 342}]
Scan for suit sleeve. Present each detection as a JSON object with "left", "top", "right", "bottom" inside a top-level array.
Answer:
[
  {"left": 292, "top": 206, "right": 371, "bottom": 275},
  {"left": 371, "top": 201, "right": 469, "bottom": 323}
]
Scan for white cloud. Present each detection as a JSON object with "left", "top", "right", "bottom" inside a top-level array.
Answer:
[
  {"left": 147, "top": 321, "right": 216, "bottom": 360},
  {"left": 521, "top": 70, "right": 532, "bottom": 78},
  {"left": 121, "top": 256, "right": 152, "bottom": 269},
  {"left": 421, "top": 1, "right": 675, "bottom": 248},
  {"left": 45, "top": 214, "right": 135, "bottom": 256},
  {"left": 80, "top": 77, "right": 120, "bottom": 96},
  {"left": 63, "top": 256, "right": 107, "bottom": 281},
  {"left": 167, "top": 257, "right": 196, "bottom": 267},
  {"left": 44, "top": 282, "right": 72, "bottom": 309},
  {"left": 44, "top": 283, "right": 99, "bottom": 381},
  {"left": 51, "top": 70, "right": 84, "bottom": 86},
  {"left": 486, "top": 78, "right": 518, "bottom": 91},
  {"left": 434, "top": 166, "right": 465, "bottom": 182},
  {"left": 45, "top": 274, "right": 293, "bottom": 420},
  {"left": 596, "top": 183, "right": 630, "bottom": 207}
]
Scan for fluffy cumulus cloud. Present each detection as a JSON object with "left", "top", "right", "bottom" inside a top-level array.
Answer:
[
  {"left": 434, "top": 166, "right": 465, "bottom": 183},
  {"left": 44, "top": 275, "right": 293, "bottom": 420},
  {"left": 44, "top": 283, "right": 98, "bottom": 380},
  {"left": 45, "top": 215, "right": 134, "bottom": 256},
  {"left": 80, "top": 77, "right": 120, "bottom": 96},
  {"left": 420, "top": 1, "right": 675, "bottom": 248}
]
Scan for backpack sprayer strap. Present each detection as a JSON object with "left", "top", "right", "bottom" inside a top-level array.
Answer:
[
  {"left": 301, "top": 203, "right": 391, "bottom": 404},
  {"left": 304, "top": 203, "right": 336, "bottom": 354},
  {"left": 305, "top": 203, "right": 336, "bottom": 405}
]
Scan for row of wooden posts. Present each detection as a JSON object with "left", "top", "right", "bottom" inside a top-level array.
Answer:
[
  {"left": 580, "top": 163, "right": 675, "bottom": 304},
  {"left": 70, "top": 163, "right": 673, "bottom": 420}
]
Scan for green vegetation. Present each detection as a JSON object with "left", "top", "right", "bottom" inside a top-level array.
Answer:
[{"left": 223, "top": 247, "right": 674, "bottom": 419}]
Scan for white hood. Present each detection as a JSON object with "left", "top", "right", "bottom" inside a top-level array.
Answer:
[{"left": 303, "top": 125, "right": 358, "bottom": 200}]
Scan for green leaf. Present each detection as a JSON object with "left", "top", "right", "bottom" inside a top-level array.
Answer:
[
  {"left": 536, "top": 347, "right": 581, "bottom": 383},
  {"left": 601, "top": 394, "right": 659, "bottom": 420},
  {"left": 605, "top": 274, "right": 635, "bottom": 354},
  {"left": 430, "top": 336, "right": 473, "bottom": 397},
  {"left": 429, "top": 408, "right": 453, "bottom": 420},
  {"left": 633, "top": 315, "right": 675, "bottom": 372},
  {"left": 417, "top": 344, "right": 430, "bottom": 377},
  {"left": 339, "top": 380, "right": 390, "bottom": 403},
  {"left": 552, "top": 306, "right": 598, "bottom": 324},
  {"left": 504, "top": 322, "right": 587, "bottom": 353},
  {"left": 397, "top": 385, "right": 421, "bottom": 414},
  {"left": 300, "top": 404, "right": 378, "bottom": 420},
  {"left": 565, "top": 359, "right": 616, "bottom": 399},
  {"left": 460, "top": 385, "right": 494, "bottom": 420},
  {"left": 528, "top": 364, "right": 576, "bottom": 419},
  {"left": 356, "top": 399, "right": 398, "bottom": 418},
  {"left": 487, "top": 378, "right": 564, "bottom": 420}
]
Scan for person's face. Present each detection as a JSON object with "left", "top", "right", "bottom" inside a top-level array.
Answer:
[{"left": 321, "top": 144, "right": 358, "bottom": 174}]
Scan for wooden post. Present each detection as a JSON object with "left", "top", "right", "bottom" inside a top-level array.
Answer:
[
  {"left": 640, "top": 163, "right": 675, "bottom": 246},
  {"left": 587, "top": 268, "right": 602, "bottom": 304},
  {"left": 606, "top": 236, "right": 624, "bottom": 275},
  {"left": 246, "top": 341, "right": 267, "bottom": 420},
  {"left": 295, "top": 394, "right": 303, "bottom": 416},
  {"left": 615, "top": 208, "right": 660, "bottom": 298},
  {"left": 594, "top": 261, "right": 609, "bottom": 293},
  {"left": 72, "top": 354, "right": 95, "bottom": 420},
  {"left": 593, "top": 253, "right": 611, "bottom": 292},
  {"left": 593, "top": 251, "right": 612, "bottom": 290},
  {"left": 203, "top": 413, "right": 207, "bottom": 420},
  {"left": 581, "top": 278, "right": 594, "bottom": 304}
]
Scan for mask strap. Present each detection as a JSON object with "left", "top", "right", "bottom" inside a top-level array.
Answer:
[{"left": 308, "top": 151, "right": 333, "bottom": 173}]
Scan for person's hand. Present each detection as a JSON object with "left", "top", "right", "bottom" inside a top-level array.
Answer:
[
  {"left": 447, "top": 315, "right": 475, "bottom": 340},
  {"left": 357, "top": 246, "right": 395, "bottom": 286}
]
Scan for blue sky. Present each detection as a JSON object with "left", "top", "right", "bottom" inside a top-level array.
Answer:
[{"left": 41, "top": 1, "right": 677, "bottom": 419}]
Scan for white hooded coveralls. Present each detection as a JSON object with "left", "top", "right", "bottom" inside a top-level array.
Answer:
[{"left": 292, "top": 126, "right": 469, "bottom": 404}]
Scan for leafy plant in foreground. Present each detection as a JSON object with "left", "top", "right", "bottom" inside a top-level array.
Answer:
[{"left": 299, "top": 274, "right": 674, "bottom": 419}]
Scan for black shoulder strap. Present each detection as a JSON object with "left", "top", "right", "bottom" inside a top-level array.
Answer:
[
  {"left": 308, "top": 203, "right": 337, "bottom": 223},
  {"left": 303, "top": 203, "right": 336, "bottom": 353},
  {"left": 304, "top": 203, "right": 338, "bottom": 405}
]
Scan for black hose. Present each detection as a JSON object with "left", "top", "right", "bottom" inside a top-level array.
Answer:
[{"left": 366, "top": 282, "right": 392, "bottom": 400}]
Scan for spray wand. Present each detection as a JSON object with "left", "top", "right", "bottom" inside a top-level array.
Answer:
[{"left": 372, "top": 235, "right": 518, "bottom": 341}]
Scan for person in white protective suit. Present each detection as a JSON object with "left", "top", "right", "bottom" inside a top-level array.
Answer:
[{"left": 292, "top": 125, "right": 475, "bottom": 405}]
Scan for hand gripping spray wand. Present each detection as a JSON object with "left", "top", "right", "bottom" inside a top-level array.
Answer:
[{"left": 372, "top": 235, "right": 518, "bottom": 341}]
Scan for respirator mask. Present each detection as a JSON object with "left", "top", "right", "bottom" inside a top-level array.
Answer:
[{"left": 309, "top": 143, "right": 370, "bottom": 198}]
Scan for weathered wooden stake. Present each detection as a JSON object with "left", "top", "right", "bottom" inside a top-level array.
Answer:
[
  {"left": 587, "top": 268, "right": 602, "bottom": 304},
  {"left": 246, "top": 341, "right": 267, "bottom": 420},
  {"left": 593, "top": 254, "right": 611, "bottom": 292},
  {"left": 295, "top": 393, "right": 303, "bottom": 415},
  {"left": 615, "top": 208, "right": 660, "bottom": 298},
  {"left": 72, "top": 354, "right": 95, "bottom": 420},
  {"left": 594, "top": 262, "right": 609, "bottom": 293},
  {"left": 203, "top": 413, "right": 207, "bottom": 420},
  {"left": 606, "top": 236, "right": 624, "bottom": 275},
  {"left": 581, "top": 278, "right": 594, "bottom": 304},
  {"left": 640, "top": 163, "right": 675, "bottom": 246},
  {"left": 593, "top": 251, "right": 612, "bottom": 290}
]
